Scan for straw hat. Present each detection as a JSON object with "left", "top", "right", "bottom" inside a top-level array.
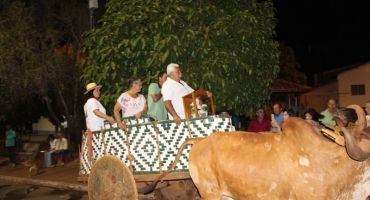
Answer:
[{"left": 84, "top": 83, "right": 102, "bottom": 94}]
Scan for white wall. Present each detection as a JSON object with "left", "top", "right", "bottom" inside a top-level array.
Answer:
[
  {"left": 338, "top": 63, "right": 370, "bottom": 107},
  {"left": 300, "top": 81, "right": 338, "bottom": 112},
  {"left": 32, "top": 116, "right": 56, "bottom": 134}
]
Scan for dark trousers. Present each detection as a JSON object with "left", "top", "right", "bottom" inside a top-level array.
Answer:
[
  {"left": 6, "top": 146, "right": 16, "bottom": 164},
  {"left": 51, "top": 150, "right": 68, "bottom": 164}
]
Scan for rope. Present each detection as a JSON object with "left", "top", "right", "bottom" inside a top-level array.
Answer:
[
  {"left": 186, "top": 118, "right": 193, "bottom": 139},
  {"left": 153, "top": 117, "right": 163, "bottom": 174},
  {"left": 123, "top": 120, "right": 134, "bottom": 172},
  {"left": 101, "top": 127, "right": 107, "bottom": 156}
]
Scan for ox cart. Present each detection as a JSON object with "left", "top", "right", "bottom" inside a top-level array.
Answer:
[{"left": 79, "top": 114, "right": 233, "bottom": 199}]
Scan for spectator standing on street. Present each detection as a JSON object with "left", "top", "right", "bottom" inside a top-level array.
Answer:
[
  {"left": 248, "top": 108, "right": 271, "bottom": 132},
  {"left": 365, "top": 101, "right": 370, "bottom": 127},
  {"left": 320, "top": 98, "right": 338, "bottom": 127},
  {"left": 302, "top": 108, "right": 324, "bottom": 134},
  {"left": 337, "top": 108, "right": 352, "bottom": 128},
  {"left": 5, "top": 124, "right": 16, "bottom": 167},
  {"left": 273, "top": 103, "right": 284, "bottom": 125},
  {"left": 271, "top": 108, "right": 295, "bottom": 131},
  {"left": 218, "top": 106, "right": 236, "bottom": 131},
  {"left": 147, "top": 72, "right": 168, "bottom": 121},
  {"left": 50, "top": 133, "right": 68, "bottom": 167}
]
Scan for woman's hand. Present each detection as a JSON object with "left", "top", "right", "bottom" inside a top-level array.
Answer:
[
  {"left": 106, "top": 116, "right": 115, "bottom": 124},
  {"left": 134, "top": 112, "right": 142, "bottom": 119},
  {"left": 118, "top": 121, "right": 127, "bottom": 130}
]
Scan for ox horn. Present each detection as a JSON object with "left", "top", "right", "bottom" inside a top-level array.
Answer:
[
  {"left": 342, "top": 104, "right": 370, "bottom": 161},
  {"left": 346, "top": 104, "right": 366, "bottom": 131},
  {"left": 341, "top": 127, "right": 370, "bottom": 161}
]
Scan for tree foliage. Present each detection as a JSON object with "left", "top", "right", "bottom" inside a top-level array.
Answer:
[
  {"left": 278, "top": 42, "right": 307, "bottom": 85},
  {"left": 82, "top": 0, "right": 280, "bottom": 115},
  {"left": 0, "top": 0, "right": 89, "bottom": 145}
]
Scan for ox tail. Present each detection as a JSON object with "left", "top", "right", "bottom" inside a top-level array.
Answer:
[{"left": 137, "top": 137, "right": 203, "bottom": 194}]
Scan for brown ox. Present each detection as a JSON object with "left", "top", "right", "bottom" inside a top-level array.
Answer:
[{"left": 139, "top": 105, "right": 370, "bottom": 199}]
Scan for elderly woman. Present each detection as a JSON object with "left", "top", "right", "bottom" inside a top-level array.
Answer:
[
  {"left": 114, "top": 78, "right": 148, "bottom": 130},
  {"left": 84, "top": 83, "right": 115, "bottom": 132},
  {"left": 337, "top": 108, "right": 352, "bottom": 128}
]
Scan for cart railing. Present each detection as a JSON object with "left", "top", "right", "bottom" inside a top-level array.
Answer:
[{"left": 80, "top": 114, "right": 232, "bottom": 175}]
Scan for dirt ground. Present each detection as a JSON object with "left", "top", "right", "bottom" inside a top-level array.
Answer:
[{"left": 0, "top": 155, "right": 83, "bottom": 185}]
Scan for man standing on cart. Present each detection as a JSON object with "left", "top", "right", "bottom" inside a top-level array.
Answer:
[
  {"left": 147, "top": 71, "right": 168, "bottom": 121},
  {"left": 162, "top": 63, "right": 211, "bottom": 125}
]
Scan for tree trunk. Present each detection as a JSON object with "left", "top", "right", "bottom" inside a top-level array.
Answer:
[{"left": 42, "top": 96, "right": 65, "bottom": 134}]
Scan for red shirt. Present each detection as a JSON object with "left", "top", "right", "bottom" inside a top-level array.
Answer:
[{"left": 247, "top": 118, "right": 271, "bottom": 132}]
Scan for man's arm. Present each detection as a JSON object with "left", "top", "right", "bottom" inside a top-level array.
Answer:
[
  {"left": 62, "top": 138, "right": 68, "bottom": 150},
  {"left": 148, "top": 84, "right": 162, "bottom": 102},
  {"left": 151, "top": 92, "right": 162, "bottom": 102},
  {"left": 164, "top": 100, "right": 181, "bottom": 126},
  {"left": 55, "top": 140, "right": 60, "bottom": 151}
]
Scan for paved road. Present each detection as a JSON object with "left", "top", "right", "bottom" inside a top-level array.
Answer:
[{"left": 0, "top": 180, "right": 88, "bottom": 200}]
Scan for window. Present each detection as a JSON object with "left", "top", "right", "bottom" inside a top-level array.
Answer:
[{"left": 351, "top": 84, "right": 365, "bottom": 95}]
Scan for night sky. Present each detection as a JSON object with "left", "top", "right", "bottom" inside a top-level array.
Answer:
[{"left": 273, "top": 0, "right": 370, "bottom": 83}]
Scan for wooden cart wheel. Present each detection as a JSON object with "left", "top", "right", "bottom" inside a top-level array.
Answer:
[{"left": 88, "top": 155, "right": 137, "bottom": 200}]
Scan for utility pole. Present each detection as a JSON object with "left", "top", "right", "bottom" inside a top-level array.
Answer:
[{"left": 89, "top": 0, "right": 98, "bottom": 29}]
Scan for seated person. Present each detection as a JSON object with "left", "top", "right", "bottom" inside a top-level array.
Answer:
[
  {"left": 44, "top": 134, "right": 56, "bottom": 167},
  {"left": 248, "top": 108, "right": 271, "bottom": 132},
  {"left": 271, "top": 108, "right": 295, "bottom": 131},
  {"left": 50, "top": 133, "right": 68, "bottom": 167}
]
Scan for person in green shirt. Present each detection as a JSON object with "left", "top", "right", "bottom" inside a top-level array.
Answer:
[
  {"left": 320, "top": 98, "right": 338, "bottom": 127},
  {"left": 147, "top": 71, "right": 168, "bottom": 121},
  {"left": 5, "top": 124, "right": 17, "bottom": 167}
]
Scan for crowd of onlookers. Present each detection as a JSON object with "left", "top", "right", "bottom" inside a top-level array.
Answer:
[{"left": 240, "top": 98, "right": 370, "bottom": 133}]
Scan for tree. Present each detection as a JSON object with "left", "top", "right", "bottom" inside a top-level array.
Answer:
[
  {"left": 0, "top": 0, "right": 89, "bottom": 146},
  {"left": 81, "top": 0, "right": 280, "bottom": 115},
  {"left": 278, "top": 42, "right": 307, "bottom": 85}
]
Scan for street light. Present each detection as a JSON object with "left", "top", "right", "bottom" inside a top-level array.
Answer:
[{"left": 89, "top": 0, "right": 98, "bottom": 29}]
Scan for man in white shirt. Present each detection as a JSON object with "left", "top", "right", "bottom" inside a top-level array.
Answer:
[{"left": 162, "top": 63, "right": 211, "bottom": 125}]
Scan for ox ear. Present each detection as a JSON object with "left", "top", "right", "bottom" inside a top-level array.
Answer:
[{"left": 342, "top": 127, "right": 370, "bottom": 161}]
